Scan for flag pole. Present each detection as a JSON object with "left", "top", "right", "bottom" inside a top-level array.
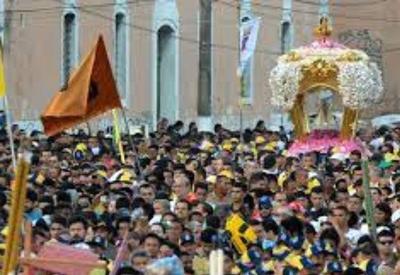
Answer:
[
  {"left": 119, "top": 108, "right": 142, "bottom": 178},
  {"left": 4, "top": 95, "right": 16, "bottom": 170},
  {"left": 237, "top": 1, "right": 244, "bottom": 143},
  {"left": 362, "top": 158, "right": 377, "bottom": 240}
]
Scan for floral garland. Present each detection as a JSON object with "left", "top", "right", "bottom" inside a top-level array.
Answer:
[
  {"left": 269, "top": 44, "right": 383, "bottom": 110},
  {"left": 269, "top": 63, "right": 303, "bottom": 110},
  {"left": 337, "top": 62, "right": 384, "bottom": 109}
]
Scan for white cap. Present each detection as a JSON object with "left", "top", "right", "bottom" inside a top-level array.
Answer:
[
  {"left": 391, "top": 209, "right": 400, "bottom": 223},
  {"left": 330, "top": 153, "right": 347, "bottom": 162},
  {"left": 377, "top": 226, "right": 392, "bottom": 235}
]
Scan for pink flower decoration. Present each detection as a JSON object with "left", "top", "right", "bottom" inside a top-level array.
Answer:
[
  {"left": 307, "top": 38, "right": 346, "bottom": 50},
  {"left": 288, "top": 129, "right": 362, "bottom": 156}
]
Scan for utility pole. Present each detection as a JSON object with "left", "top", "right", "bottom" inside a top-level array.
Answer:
[
  {"left": 238, "top": 1, "right": 243, "bottom": 137},
  {"left": 198, "top": 0, "right": 212, "bottom": 117}
]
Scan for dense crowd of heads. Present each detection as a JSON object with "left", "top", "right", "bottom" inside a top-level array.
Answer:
[{"left": 1, "top": 119, "right": 400, "bottom": 274}]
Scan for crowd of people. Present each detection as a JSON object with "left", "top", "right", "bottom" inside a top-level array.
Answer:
[{"left": 1, "top": 118, "right": 400, "bottom": 274}]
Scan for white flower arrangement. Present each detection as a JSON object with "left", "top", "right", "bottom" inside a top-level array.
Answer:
[{"left": 269, "top": 43, "right": 383, "bottom": 111}]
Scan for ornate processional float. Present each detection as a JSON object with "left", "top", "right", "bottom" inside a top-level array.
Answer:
[{"left": 269, "top": 18, "right": 384, "bottom": 156}]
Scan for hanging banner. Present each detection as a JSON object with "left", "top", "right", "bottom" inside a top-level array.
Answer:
[{"left": 237, "top": 17, "right": 261, "bottom": 77}]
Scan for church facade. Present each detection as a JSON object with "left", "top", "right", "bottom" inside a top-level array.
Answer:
[{"left": 1, "top": 0, "right": 399, "bottom": 132}]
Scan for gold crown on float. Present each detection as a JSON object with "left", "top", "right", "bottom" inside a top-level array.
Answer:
[
  {"left": 313, "top": 16, "right": 332, "bottom": 39},
  {"left": 300, "top": 59, "right": 339, "bottom": 94}
]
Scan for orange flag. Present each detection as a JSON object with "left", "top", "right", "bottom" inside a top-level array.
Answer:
[{"left": 41, "top": 35, "right": 122, "bottom": 136}]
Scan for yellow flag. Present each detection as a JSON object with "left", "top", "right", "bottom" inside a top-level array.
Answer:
[
  {"left": 0, "top": 43, "right": 6, "bottom": 97},
  {"left": 112, "top": 109, "right": 125, "bottom": 164}
]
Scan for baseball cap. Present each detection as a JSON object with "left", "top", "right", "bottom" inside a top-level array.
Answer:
[
  {"left": 180, "top": 233, "right": 195, "bottom": 245},
  {"left": 259, "top": 196, "right": 272, "bottom": 209},
  {"left": 87, "top": 235, "right": 106, "bottom": 249},
  {"left": 326, "top": 261, "right": 343, "bottom": 273},
  {"left": 330, "top": 153, "right": 347, "bottom": 162}
]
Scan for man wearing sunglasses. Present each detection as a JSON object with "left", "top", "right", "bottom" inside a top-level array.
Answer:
[{"left": 377, "top": 228, "right": 397, "bottom": 275}]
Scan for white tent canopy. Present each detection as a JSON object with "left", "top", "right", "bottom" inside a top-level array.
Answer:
[{"left": 371, "top": 114, "right": 400, "bottom": 128}]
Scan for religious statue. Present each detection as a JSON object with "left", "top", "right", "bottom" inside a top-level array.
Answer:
[{"left": 315, "top": 90, "right": 336, "bottom": 129}]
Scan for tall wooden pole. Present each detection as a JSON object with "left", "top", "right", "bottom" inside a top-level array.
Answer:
[
  {"left": 2, "top": 153, "right": 30, "bottom": 274},
  {"left": 238, "top": 1, "right": 244, "bottom": 141},
  {"left": 362, "top": 159, "right": 377, "bottom": 240}
]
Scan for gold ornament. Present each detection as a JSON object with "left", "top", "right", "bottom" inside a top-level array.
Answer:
[{"left": 313, "top": 16, "right": 332, "bottom": 39}]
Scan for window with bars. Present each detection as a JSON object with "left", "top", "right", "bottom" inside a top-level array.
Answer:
[
  {"left": 115, "top": 12, "right": 127, "bottom": 101},
  {"left": 62, "top": 12, "right": 77, "bottom": 87},
  {"left": 281, "top": 21, "right": 291, "bottom": 54}
]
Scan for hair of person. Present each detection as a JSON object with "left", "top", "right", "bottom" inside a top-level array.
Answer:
[
  {"left": 370, "top": 187, "right": 382, "bottom": 195},
  {"left": 329, "top": 205, "right": 348, "bottom": 216},
  {"left": 161, "top": 239, "right": 181, "bottom": 257},
  {"left": 151, "top": 223, "right": 166, "bottom": 234},
  {"left": 51, "top": 215, "right": 68, "bottom": 228},
  {"left": 27, "top": 189, "right": 38, "bottom": 203},
  {"left": 139, "top": 183, "right": 155, "bottom": 191},
  {"left": 262, "top": 219, "right": 280, "bottom": 235},
  {"left": 176, "top": 199, "right": 191, "bottom": 209},
  {"left": 142, "top": 233, "right": 161, "bottom": 245},
  {"left": 265, "top": 173, "right": 278, "bottom": 183},
  {"left": 310, "top": 186, "right": 324, "bottom": 194},
  {"left": 375, "top": 202, "right": 392, "bottom": 222},
  {"left": 162, "top": 212, "right": 178, "bottom": 221},
  {"left": 130, "top": 250, "right": 149, "bottom": 260},
  {"left": 196, "top": 167, "right": 207, "bottom": 179},
  {"left": 280, "top": 216, "right": 304, "bottom": 235},
  {"left": 205, "top": 215, "right": 221, "bottom": 229},
  {"left": 68, "top": 215, "right": 88, "bottom": 230},
  {"left": 199, "top": 202, "right": 214, "bottom": 216},
  {"left": 194, "top": 182, "right": 208, "bottom": 192},
  {"left": 116, "top": 196, "right": 131, "bottom": 210},
  {"left": 248, "top": 219, "right": 262, "bottom": 226},
  {"left": 232, "top": 181, "right": 247, "bottom": 192},
  {"left": 320, "top": 228, "right": 340, "bottom": 246},
  {"left": 249, "top": 172, "right": 268, "bottom": 184},
  {"left": 377, "top": 229, "right": 395, "bottom": 239},
  {"left": 350, "top": 150, "right": 362, "bottom": 158},
  {"left": 304, "top": 223, "right": 316, "bottom": 235},
  {"left": 116, "top": 216, "right": 131, "bottom": 229},
  {"left": 188, "top": 211, "right": 203, "bottom": 221},
  {"left": 263, "top": 154, "right": 277, "bottom": 170}
]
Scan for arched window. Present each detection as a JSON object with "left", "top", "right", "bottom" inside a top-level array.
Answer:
[
  {"left": 281, "top": 21, "right": 291, "bottom": 54},
  {"left": 114, "top": 12, "right": 128, "bottom": 102},
  {"left": 153, "top": 0, "right": 179, "bottom": 125},
  {"left": 281, "top": 0, "right": 293, "bottom": 54},
  {"left": 62, "top": 2, "right": 78, "bottom": 88},
  {"left": 157, "top": 25, "right": 177, "bottom": 121},
  {"left": 198, "top": 0, "right": 213, "bottom": 115}
]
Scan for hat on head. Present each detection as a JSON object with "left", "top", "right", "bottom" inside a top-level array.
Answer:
[
  {"left": 392, "top": 209, "right": 400, "bottom": 223},
  {"left": 255, "top": 136, "right": 266, "bottom": 145},
  {"left": 87, "top": 235, "right": 106, "bottom": 249},
  {"left": 259, "top": 196, "right": 272, "bottom": 209},
  {"left": 218, "top": 170, "right": 234, "bottom": 180},
  {"left": 330, "top": 153, "right": 347, "bottom": 162},
  {"left": 222, "top": 141, "right": 233, "bottom": 152},
  {"left": 180, "top": 233, "right": 195, "bottom": 245},
  {"left": 206, "top": 175, "right": 217, "bottom": 184},
  {"left": 326, "top": 261, "right": 343, "bottom": 273}
]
